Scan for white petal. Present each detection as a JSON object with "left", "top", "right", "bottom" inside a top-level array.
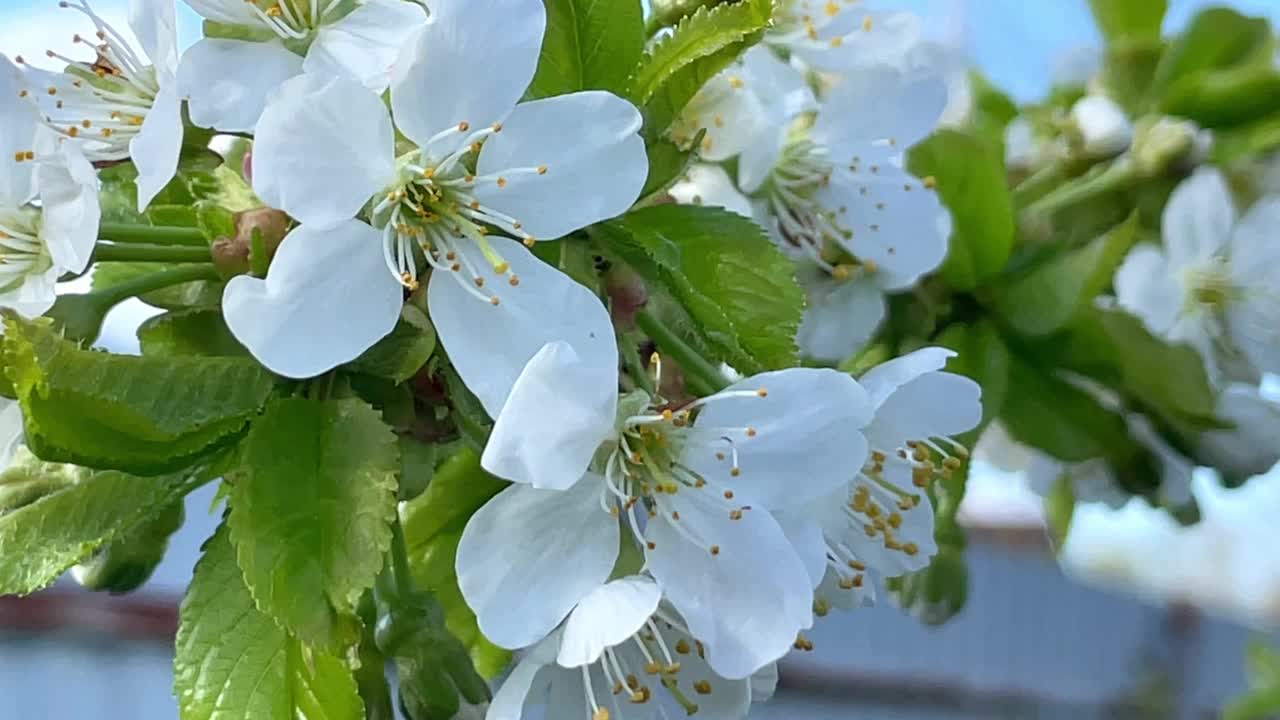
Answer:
[
  {"left": 1161, "top": 168, "right": 1235, "bottom": 268},
  {"left": 178, "top": 39, "right": 303, "bottom": 133},
  {"left": 774, "top": 510, "right": 828, "bottom": 588},
  {"left": 129, "top": 0, "right": 178, "bottom": 80},
  {"left": 0, "top": 55, "right": 38, "bottom": 205},
  {"left": 669, "top": 164, "right": 754, "bottom": 218},
  {"left": 428, "top": 236, "right": 618, "bottom": 419},
  {"left": 646, "top": 490, "right": 812, "bottom": 679},
  {"left": 482, "top": 341, "right": 617, "bottom": 490},
  {"left": 1230, "top": 198, "right": 1280, "bottom": 286},
  {"left": 0, "top": 400, "right": 23, "bottom": 469},
  {"left": 390, "top": 0, "right": 545, "bottom": 153},
  {"left": 864, "top": 371, "right": 982, "bottom": 451},
  {"left": 472, "top": 92, "right": 646, "bottom": 241},
  {"left": 1114, "top": 243, "right": 1182, "bottom": 337},
  {"left": 1228, "top": 298, "right": 1280, "bottom": 377},
  {"left": 556, "top": 576, "right": 661, "bottom": 668},
  {"left": 223, "top": 220, "right": 403, "bottom": 378},
  {"left": 737, "top": 122, "right": 786, "bottom": 193},
  {"left": 0, "top": 264, "right": 58, "bottom": 318},
  {"left": 684, "top": 368, "right": 873, "bottom": 511},
  {"left": 253, "top": 73, "right": 395, "bottom": 227},
  {"left": 672, "top": 70, "right": 768, "bottom": 162},
  {"left": 456, "top": 477, "right": 619, "bottom": 650},
  {"left": 184, "top": 0, "right": 258, "bottom": 24},
  {"left": 306, "top": 0, "right": 427, "bottom": 94},
  {"left": 813, "top": 66, "right": 946, "bottom": 157},
  {"left": 820, "top": 168, "right": 949, "bottom": 288},
  {"left": 797, "top": 272, "right": 887, "bottom": 363},
  {"left": 487, "top": 634, "right": 558, "bottom": 720},
  {"left": 1198, "top": 384, "right": 1280, "bottom": 478},
  {"left": 750, "top": 663, "right": 779, "bottom": 703},
  {"left": 738, "top": 46, "right": 815, "bottom": 120},
  {"left": 647, "top": 624, "right": 752, "bottom": 720},
  {"left": 36, "top": 143, "right": 99, "bottom": 274},
  {"left": 858, "top": 346, "right": 956, "bottom": 410},
  {"left": 131, "top": 84, "right": 183, "bottom": 212},
  {"left": 791, "top": 10, "right": 921, "bottom": 72}
]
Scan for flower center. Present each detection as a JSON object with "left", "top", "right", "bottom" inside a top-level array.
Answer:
[
  {"left": 601, "top": 371, "right": 768, "bottom": 557},
  {"left": 243, "top": 0, "right": 345, "bottom": 39},
  {"left": 1184, "top": 259, "right": 1238, "bottom": 312},
  {"left": 372, "top": 122, "right": 548, "bottom": 304},
  {"left": 0, "top": 208, "right": 53, "bottom": 289},
  {"left": 765, "top": 130, "right": 870, "bottom": 281},
  {"left": 15, "top": 0, "right": 158, "bottom": 160},
  {"left": 579, "top": 615, "right": 711, "bottom": 718}
]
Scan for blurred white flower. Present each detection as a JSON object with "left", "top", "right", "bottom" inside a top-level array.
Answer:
[
  {"left": 1069, "top": 95, "right": 1132, "bottom": 158},
  {"left": 1116, "top": 168, "right": 1280, "bottom": 381}
]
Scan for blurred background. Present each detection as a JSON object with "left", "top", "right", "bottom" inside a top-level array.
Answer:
[{"left": 3, "top": 0, "right": 1280, "bottom": 718}]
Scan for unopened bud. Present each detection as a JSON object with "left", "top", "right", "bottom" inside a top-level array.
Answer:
[
  {"left": 211, "top": 207, "right": 291, "bottom": 277},
  {"left": 1132, "top": 116, "right": 1200, "bottom": 177},
  {"left": 1069, "top": 95, "right": 1132, "bottom": 158}
]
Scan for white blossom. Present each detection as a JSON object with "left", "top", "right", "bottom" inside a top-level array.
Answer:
[
  {"left": 765, "top": 0, "right": 921, "bottom": 72},
  {"left": 457, "top": 335, "right": 874, "bottom": 678},
  {"left": 672, "top": 48, "right": 951, "bottom": 362},
  {"left": 177, "top": 0, "right": 427, "bottom": 132},
  {"left": 223, "top": 0, "right": 648, "bottom": 379},
  {"left": 16, "top": 0, "right": 181, "bottom": 211},
  {"left": 1069, "top": 95, "right": 1132, "bottom": 158},
  {"left": 0, "top": 56, "right": 99, "bottom": 317},
  {"left": 1115, "top": 168, "right": 1280, "bottom": 380}
]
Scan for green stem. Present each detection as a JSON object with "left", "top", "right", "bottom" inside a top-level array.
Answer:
[
  {"left": 634, "top": 309, "right": 728, "bottom": 394},
  {"left": 620, "top": 332, "right": 657, "bottom": 396},
  {"left": 1011, "top": 161, "right": 1067, "bottom": 209},
  {"left": 94, "top": 242, "right": 212, "bottom": 264},
  {"left": 1022, "top": 159, "right": 1136, "bottom": 218},
  {"left": 92, "top": 264, "right": 219, "bottom": 306},
  {"left": 388, "top": 514, "right": 415, "bottom": 600},
  {"left": 98, "top": 222, "right": 208, "bottom": 247}
]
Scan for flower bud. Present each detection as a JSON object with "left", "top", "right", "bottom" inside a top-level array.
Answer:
[
  {"left": 1069, "top": 95, "right": 1133, "bottom": 158},
  {"left": 1132, "top": 116, "right": 1201, "bottom": 177},
  {"left": 211, "top": 207, "right": 292, "bottom": 277}
]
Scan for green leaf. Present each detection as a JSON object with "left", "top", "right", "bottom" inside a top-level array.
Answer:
[
  {"left": 934, "top": 320, "right": 1010, "bottom": 443},
  {"left": 229, "top": 396, "right": 399, "bottom": 646},
  {"left": 401, "top": 446, "right": 510, "bottom": 678},
  {"left": 1000, "top": 353, "right": 1138, "bottom": 463},
  {"left": 907, "top": 129, "right": 1015, "bottom": 290},
  {"left": 993, "top": 212, "right": 1140, "bottom": 336},
  {"left": 1212, "top": 111, "right": 1280, "bottom": 163},
  {"left": 175, "top": 525, "right": 365, "bottom": 720},
  {"left": 72, "top": 499, "right": 184, "bottom": 594},
  {"left": 526, "top": 0, "right": 645, "bottom": 98},
  {"left": 1161, "top": 64, "right": 1280, "bottom": 128},
  {"left": 1051, "top": 306, "right": 1220, "bottom": 430},
  {"left": 627, "top": 0, "right": 772, "bottom": 140},
  {"left": 1088, "top": 0, "right": 1167, "bottom": 45},
  {"left": 595, "top": 204, "right": 804, "bottom": 373},
  {"left": 137, "top": 308, "right": 249, "bottom": 357},
  {"left": 637, "top": 132, "right": 703, "bottom": 206},
  {"left": 0, "top": 448, "right": 204, "bottom": 595},
  {"left": 1150, "top": 7, "right": 1272, "bottom": 98},
  {"left": 345, "top": 305, "right": 436, "bottom": 383},
  {"left": 2, "top": 314, "right": 276, "bottom": 474}
]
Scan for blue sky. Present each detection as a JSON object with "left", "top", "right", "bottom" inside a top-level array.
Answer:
[{"left": 2, "top": 0, "right": 1279, "bottom": 102}]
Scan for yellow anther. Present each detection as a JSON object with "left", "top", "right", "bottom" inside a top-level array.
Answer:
[
  {"left": 646, "top": 541, "right": 657, "bottom": 550},
  {"left": 729, "top": 467, "right": 741, "bottom": 478},
  {"left": 645, "top": 662, "right": 662, "bottom": 675},
  {"left": 593, "top": 709, "right": 610, "bottom": 720},
  {"left": 825, "top": 0, "right": 839, "bottom": 15},
  {"left": 728, "top": 76, "right": 744, "bottom": 89},
  {"left": 537, "top": 165, "right": 548, "bottom": 175},
  {"left": 922, "top": 175, "right": 937, "bottom": 189},
  {"left": 676, "top": 639, "right": 691, "bottom": 655},
  {"left": 458, "top": 121, "right": 470, "bottom": 132},
  {"left": 903, "top": 542, "right": 919, "bottom": 556},
  {"left": 693, "top": 680, "right": 712, "bottom": 695},
  {"left": 709, "top": 545, "right": 721, "bottom": 556},
  {"left": 508, "top": 274, "right": 520, "bottom": 287},
  {"left": 715, "top": 452, "right": 726, "bottom": 461},
  {"left": 888, "top": 512, "right": 902, "bottom": 529},
  {"left": 756, "top": 388, "right": 768, "bottom": 397},
  {"left": 745, "top": 427, "right": 757, "bottom": 438},
  {"left": 523, "top": 236, "right": 537, "bottom": 248},
  {"left": 829, "top": 36, "right": 844, "bottom": 47},
  {"left": 815, "top": 598, "right": 831, "bottom": 617},
  {"left": 849, "top": 559, "right": 866, "bottom": 571},
  {"left": 862, "top": 14, "right": 873, "bottom": 31},
  {"left": 489, "top": 296, "right": 501, "bottom": 306},
  {"left": 491, "top": 122, "right": 503, "bottom": 132},
  {"left": 496, "top": 177, "right": 507, "bottom": 188},
  {"left": 662, "top": 409, "right": 674, "bottom": 421}
]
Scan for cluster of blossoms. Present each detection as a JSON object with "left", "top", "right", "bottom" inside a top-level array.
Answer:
[
  {"left": 669, "top": 3, "right": 954, "bottom": 363},
  {"left": 984, "top": 43, "right": 1280, "bottom": 512},
  {"left": 0, "top": 0, "right": 982, "bottom": 718}
]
